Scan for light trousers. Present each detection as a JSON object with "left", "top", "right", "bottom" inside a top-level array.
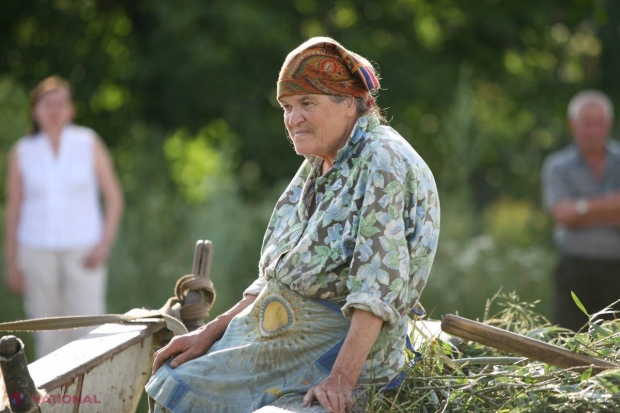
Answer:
[{"left": 18, "top": 245, "right": 107, "bottom": 359}]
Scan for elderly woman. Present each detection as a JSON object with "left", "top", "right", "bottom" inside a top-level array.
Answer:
[{"left": 147, "top": 37, "right": 440, "bottom": 413}]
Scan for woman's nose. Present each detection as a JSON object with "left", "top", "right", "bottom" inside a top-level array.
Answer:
[{"left": 288, "top": 107, "right": 304, "bottom": 126}]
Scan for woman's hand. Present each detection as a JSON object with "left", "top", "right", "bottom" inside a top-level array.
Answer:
[
  {"left": 151, "top": 293, "right": 258, "bottom": 375},
  {"left": 304, "top": 309, "right": 384, "bottom": 412},
  {"left": 152, "top": 326, "right": 218, "bottom": 374},
  {"left": 5, "top": 265, "right": 24, "bottom": 295},
  {"left": 83, "top": 242, "right": 110, "bottom": 269},
  {"left": 303, "top": 374, "right": 354, "bottom": 413}
]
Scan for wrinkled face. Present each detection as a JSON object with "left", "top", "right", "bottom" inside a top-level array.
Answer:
[
  {"left": 279, "top": 94, "right": 357, "bottom": 160},
  {"left": 33, "top": 88, "right": 74, "bottom": 133},
  {"left": 570, "top": 102, "right": 612, "bottom": 155}
]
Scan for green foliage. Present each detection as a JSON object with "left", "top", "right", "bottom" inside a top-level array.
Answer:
[
  {"left": 164, "top": 119, "right": 238, "bottom": 204},
  {"left": 0, "top": 77, "right": 30, "bottom": 192},
  {"left": 2, "top": 3, "right": 620, "bottom": 409},
  {"left": 367, "top": 294, "right": 620, "bottom": 412},
  {"left": 484, "top": 198, "right": 549, "bottom": 247},
  {"left": 424, "top": 229, "right": 555, "bottom": 320},
  {"left": 573, "top": 291, "right": 590, "bottom": 317},
  {"left": 2, "top": 0, "right": 617, "bottom": 194}
]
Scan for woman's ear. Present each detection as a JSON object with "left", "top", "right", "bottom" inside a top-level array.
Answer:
[{"left": 346, "top": 97, "right": 357, "bottom": 116}]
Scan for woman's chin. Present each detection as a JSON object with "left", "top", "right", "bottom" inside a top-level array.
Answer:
[{"left": 293, "top": 144, "right": 312, "bottom": 156}]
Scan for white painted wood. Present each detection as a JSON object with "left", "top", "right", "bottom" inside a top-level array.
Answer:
[
  {"left": 255, "top": 403, "right": 327, "bottom": 412},
  {"left": 411, "top": 319, "right": 457, "bottom": 349},
  {"left": 77, "top": 336, "right": 153, "bottom": 413},
  {"left": 33, "top": 339, "right": 152, "bottom": 413},
  {"left": 25, "top": 320, "right": 165, "bottom": 413},
  {"left": 29, "top": 320, "right": 164, "bottom": 392},
  {"left": 34, "top": 378, "right": 79, "bottom": 413}
]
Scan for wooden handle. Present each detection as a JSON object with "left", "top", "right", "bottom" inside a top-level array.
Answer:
[
  {"left": 194, "top": 240, "right": 213, "bottom": 279},
  {"left": 183, "top": 240, "right": 214, "bottom": 331},
  {"left": 441, "top": 314, "right": 617, "bottom": 374}
]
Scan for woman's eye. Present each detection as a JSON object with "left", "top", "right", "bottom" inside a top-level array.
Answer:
[{"left": 282, "top": 105, "right": 292, "bottom": 113}]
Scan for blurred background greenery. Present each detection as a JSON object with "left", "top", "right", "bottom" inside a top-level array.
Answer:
[{"left": 1, "top": 0, "right": 618, "bottom": 361}]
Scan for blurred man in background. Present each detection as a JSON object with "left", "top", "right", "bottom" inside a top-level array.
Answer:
[{"left": 542, "top": 90, "right": 620, "bottom": 332}]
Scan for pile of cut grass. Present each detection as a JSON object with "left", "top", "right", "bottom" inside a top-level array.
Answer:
[{"left": 368, "top": 293, "right": 620, "bottom": 413}]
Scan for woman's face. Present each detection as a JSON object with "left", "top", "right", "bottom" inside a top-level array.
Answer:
[
  {"left": 279, "top": 94, "right": 358, "bottom": 160},
  {"left": 33, "top": 88, "right": 75, "bottom": 133}
]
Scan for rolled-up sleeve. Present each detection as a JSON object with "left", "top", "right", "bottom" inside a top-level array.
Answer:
[{"left": 342, "top": 165, "right": 413, "bottom": 330}]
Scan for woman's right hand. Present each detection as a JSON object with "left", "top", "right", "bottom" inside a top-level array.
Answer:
[
  {"left": 151, "top": 323, "right": 222, "bottom": 375},
  {"left": 151, "top": 294, "right": 257, "bottom": 375},
  {"left": 5, "top": 265, "right": 24, "bottom": 295}
]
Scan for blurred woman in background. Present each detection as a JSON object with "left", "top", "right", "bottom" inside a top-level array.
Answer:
[{"left": 3, "top": 76, "right": 124, "bottom": 358}]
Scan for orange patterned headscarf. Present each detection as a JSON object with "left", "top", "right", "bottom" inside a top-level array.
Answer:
[{"left": 277, "top": 37, "right": 380, "bottom": 105}]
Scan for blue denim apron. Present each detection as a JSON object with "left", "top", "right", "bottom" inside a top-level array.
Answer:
[{"left": 146, "top": 279, "right": 351, "bottom": 412}]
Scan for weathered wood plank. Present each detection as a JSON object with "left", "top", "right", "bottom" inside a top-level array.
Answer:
[
  {"left": 35, "top": 378, "right": 79, "bottom": 413},
  {"left": 258, "top": 397, "right": 328, "bottom": 413},
  {"left": 441, "top": 314, "right": 618, "bottom": 374},
  {"left": 410, "top": 319, "right": 456, "bottom": 349},
  {"left": 73, "top": 336, "right": 153, "bottom": 413},
  {"left": 34, "top": 338, "right": 152, "bottom": 413},
  {"left": 254, "top": 405, "right": 326, "bottom": 413},
  {"left": 29, "top": 320, "right": 165, "bottom": 392}
]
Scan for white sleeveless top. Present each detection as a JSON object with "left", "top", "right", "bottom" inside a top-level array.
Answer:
[{"left": 16, "top": 124, "right": 103, "bottom": 250}]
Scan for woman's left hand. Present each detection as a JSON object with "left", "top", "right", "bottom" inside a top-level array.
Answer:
[
  {"left": 303, "top": 309, "right": 384, "bottom": 412},
  {"left": 303, "top": 374, "right": 354, "bottom": 413},
  {"left": 84, "top": 242, "right": 110, "bottom": 268}
]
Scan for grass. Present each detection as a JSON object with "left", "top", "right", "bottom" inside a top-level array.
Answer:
[{"left": 366, "top": 293, "right": 620, "bottom": 413}]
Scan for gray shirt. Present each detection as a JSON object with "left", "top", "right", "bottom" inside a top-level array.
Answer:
[{"left": 542, "top": 140, "right": 620, "bottom": 259}]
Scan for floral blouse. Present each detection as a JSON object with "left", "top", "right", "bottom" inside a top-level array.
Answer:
[{"left": 245, "top": 114, "right": 440, "bottom": 382}]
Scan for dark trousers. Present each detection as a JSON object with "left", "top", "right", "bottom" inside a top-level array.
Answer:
[{"left": 554, "top": 255, "right": 620, "bottom": 332}]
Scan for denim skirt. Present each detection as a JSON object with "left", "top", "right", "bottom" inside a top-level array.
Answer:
[{"left": 145, "top": 278, "right": 351, "bottom": 412}]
